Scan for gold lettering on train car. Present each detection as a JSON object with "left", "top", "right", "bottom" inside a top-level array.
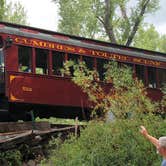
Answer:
[
  {"left": 31, "top": 40, "right": 39, "bottom": 47},
  {"left": 155, "top": 61, "right": 161, "bottom": 66},
  {"left": 15, "top": 37, "right": 22, "bottom": 43},
  {"left": 39, "top": 41, "right": 47, "bottom": 48},
  {"left": 23, "top": 38, "right": 28, "bottom": 44},
  {"left": 78, "top": 48, "right": 86, "bottom": 54},
  {"left": 112, "top": 54, "right": 122, "bottom": 60},
  {"left": 92, "top": 50, "right": 107, "bottom": 57},
  {"left": 65, "top": 46, "right": 75, "bottom": 52},
  {"left": 48, "top": 43, "right": 55, "bottom": 49},
  {"left": 133, "top": 58, "right": 142, "bottom": 63},
  {"left": 92, "top": 50, "right": 99, "bottom": 56},
  {"left": 10, "top": 75, "right": 16, "bottom": 83},
  {"left": 22, "top": 86, "right": 32, "bottom": 92},
  {"left": 56, "top": 44, "right": 63, "bottom": 50},
  {"left": 15, "top": 37, "right": 28, "bottom": 45},
  {"left": 103, "top": 52, "right": 108, "bottom": 58},
  {"left": 121, "top": 56, "right": 128, "bottom": 61},
  {"left": 144, "top": 60, "right": 161, "bottom": 67}
]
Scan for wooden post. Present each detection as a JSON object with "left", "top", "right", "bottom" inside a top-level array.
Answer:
[
  {"left": 30, "top": 110, "right": 36, "bottom": 133},
  {"left": 75, "top": 117, "right": 78, "bottom": 137}
]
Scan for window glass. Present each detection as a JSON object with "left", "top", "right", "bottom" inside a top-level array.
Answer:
[
  {"left": 0, "top": 49, "right": 4, "bottom": 83},
  {"left": 158, "top": 68, "right": 166, "bottom": 88},
  {"left": 97, "top": 58, "right": 108, "bottom": 80},
  {"left": 0, "top": 37, "right": 3, "bottom": 48},
  {"left": 36, "top": 48, "right": 48, "bottom": 74},
  {"left": 82, "top": 56, "right": 94, "bottom": 70},
  {"left": 68, "top": 53, "right": 80, "bottom": 63},
  {"left": 18, "top": 46, "right": 32, "bottom": 73},
  {"left": 0, "top": 48, "right": 4, "bottom": 68},
  {"left": 121, "top": 62, "right": 133, "bottom": 69},
  {"left": 52, "top": 51, "right": 65, "bottom": 76},
  {"left": 135, "top": 65, "right": 145, "bottom": 84},
  {"left": 68, "top": 53, "right": 80, "bottom": 75},
  {"left": 148, "top": 67, "right": 157, "bottom": 88}
]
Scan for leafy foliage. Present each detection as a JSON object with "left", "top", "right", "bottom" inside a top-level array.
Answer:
[
  {"left": 53, "top": 0, "right": 159, "bottom": 46},
  {"left": 0, "top": 0, "right": 28, "bottom": 24},
  {"left": 62, "top": 61, "right": 156, "bottom": 119},
  {"left": 159, "top": 35, "right": 166, "bottom": 53},
  {"left": 133, "top": 24, "right": 166, "bottom": 53},
  {"left": 133, "top": 24, "right": 159, "bottom": 51},
  {"left": 155, "top": 84, "right": 166, "bottom": 116},
  {"left": 41, "top": 115, "right": 166, "bottom": 166},
  {"left": 41, "top": 61, "right": 165, "bottom": 165},
  {"left": 0, "top": 150, "right": 22, "bottom": 166}
]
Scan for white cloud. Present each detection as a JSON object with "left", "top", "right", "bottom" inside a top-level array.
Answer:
[
  {"left": 8, "top": 0, "right": 59, "bottom": 31},
  {"left": 155, "top": 23, "right": 166, "bottom": 35}
]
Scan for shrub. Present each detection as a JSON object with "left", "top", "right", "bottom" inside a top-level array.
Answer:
[
  {"left": 0, "top": 150, "right": 22, "bottom": 166},
  {"left": 41, "top": 114, "right": 166, "bottom": 166}
]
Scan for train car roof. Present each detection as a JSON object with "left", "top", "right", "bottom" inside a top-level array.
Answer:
[{"left": 0, "top": 21, "right": 166, "bottom": 63}]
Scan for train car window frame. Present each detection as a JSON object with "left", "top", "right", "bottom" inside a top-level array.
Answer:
[
  {"left": 158, "top": 68, "right": 166, "bottom": 88},
  {"left": 135, "top": 64, "right": 145, "bottom": 84},
  {"left": 0, "top": 36, "right": 3, "bottom": 48},
  {"left": 18, "top": 46, "right": 32, "bottom": 73},
  {"left": 96, "top": 58, "right": 109, "bottom": 81},
  {"left": 147, "top": 66, "right": 157, "bottom": 88},
  {"left": 52, "top": 51, "right": 65, "bottom": 76},
  {"left": 82, "top": 55, "right": 94, "bottom": 70},
  {"left": 35, "top": 48, "right": 49, "bottom": 75},
  {"left": 68, "top": 53, "right": 80, "bottom": 76}
]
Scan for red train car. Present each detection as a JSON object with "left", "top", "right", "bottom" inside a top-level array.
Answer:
[{"left": 0, "top": 22, "right": 165, "bottom": 121}]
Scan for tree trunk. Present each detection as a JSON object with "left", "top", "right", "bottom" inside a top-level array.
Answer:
[
  {"left": 104, "top": 0, "right": 117, "bottom": 44},
  {"left": 126, "top": 0, "right": 150, "bottom": 46}
]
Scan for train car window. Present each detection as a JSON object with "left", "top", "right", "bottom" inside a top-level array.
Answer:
[
  {"left": 0, "top": 48, "right": 4, "bottom": 81},
  {"left": 121, "top": 62, "right": 133, "bottom": 69},
  {"left": 0, "top": 37, "right": 3, "bottom": 48},
  {"left": 68, "top": 53, "right": 80, "bottom": 63},
  {"left": 36, "top": 48, "right": 48, "bottom": 75},
  {"left": 82, "top": 56, "right": 94, "bottom": 70},
  {"left": 148, "top": 67, "right": 157, "bottom": 88},
  {"left": 135, "top": 65, "right": 145, "bottom": 84},
  {"left": 18, "top": 46, "right": 32, "bottom": 73},
  {"left": 68, "top": 53, "right": 80, "bottom": 75},
  {"left": 52, "top": 51, "right": 65, "bottom": 76},
  {"left": 118, "top": 62, "right": 133, "bottom": 72},
  {"left": 97, "top": 58, "right": 108, "bottom": 80},
  {"left": 158, "top": 68, "right": 166, "bottom": 88}
]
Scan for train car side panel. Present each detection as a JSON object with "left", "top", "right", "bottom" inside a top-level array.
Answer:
[{"left": 8, "top": 72, "right": 89, "bottom": 108}]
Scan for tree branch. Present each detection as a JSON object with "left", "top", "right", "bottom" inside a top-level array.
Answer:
[
  {"left": 119, "top": 3, "right": 128, "bottom": 21},
  {"left": 103, "top": 0, "right": 117, "bottom": 43},
  {"left": 96, "top": 16, "right": 104, "bottom": 25},
  {"left": 126, "top": 0, "right": 150, "bottom": 46}
]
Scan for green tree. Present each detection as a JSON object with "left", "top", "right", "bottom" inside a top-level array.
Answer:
[
  {"left": 159, "top": 34, "right": 166, "bottom": 53},
  {"left": 133, "top": 24, "right": 160, "bottom": 51},
  {"left": 132, "top": 24, "right": 166, "bottom": 53},
  {"left": 0, "top": 0, "right": 5, "bottom": 21},
  {"left": 53, "top": 0, "right": 159, "bottom": 46},
  {"left": 0, "top": 0, "right": 28, "bottom": 25}
]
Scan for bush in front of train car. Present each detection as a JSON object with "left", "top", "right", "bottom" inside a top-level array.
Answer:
[
  {"left": 155, "top": 84, "right": 166, "bottom": 117},
  {"left": 62, "top": 60, "right": 155, "bottom": 120},
  {"left": 41, "top": 114, "right": 165, "bottom": 166},
  {"left": 40, "top": 61, "right": 165, "bottom": 165},
  {"left": 0, "top": 150, "right": 22, "bottom": 166}
]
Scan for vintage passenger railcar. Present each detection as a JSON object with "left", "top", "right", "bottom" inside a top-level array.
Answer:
[{"left": 0, "top": 22, "right": 165, "bottom": 121}]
